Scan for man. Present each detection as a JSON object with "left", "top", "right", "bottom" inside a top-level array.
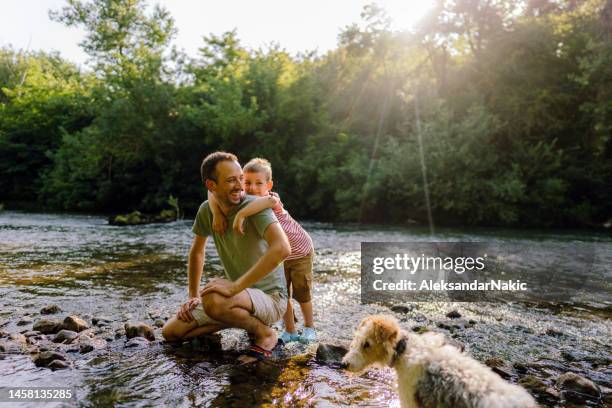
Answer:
[{"left": 162, "top": 152, "right": 291, "bottom": 362}]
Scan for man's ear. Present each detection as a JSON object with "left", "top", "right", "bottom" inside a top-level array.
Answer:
[{"left": 205, "top": 179, "right": 216, "bottom": 192}]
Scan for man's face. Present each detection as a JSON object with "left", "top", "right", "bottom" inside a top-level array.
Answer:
[{"left": 210, "top": 160, "right": 244, "bottom": 206}]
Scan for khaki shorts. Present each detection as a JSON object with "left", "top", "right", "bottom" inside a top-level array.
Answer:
[
  {"left": 284, "top": 250, "right": 314, "bottom": 303},
  {"left": 192, "top": 288, "right": 287, "bottom": 327}
]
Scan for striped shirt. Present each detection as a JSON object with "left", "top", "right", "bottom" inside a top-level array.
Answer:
[{"left": 271, "top": 193, "right": 313, "bottom": 260}]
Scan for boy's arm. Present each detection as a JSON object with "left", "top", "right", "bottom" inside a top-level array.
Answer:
[
  {"left": 207, "top": 191, "right": 227, "bottom": 235},
  {"left": 233, "top": 194, "right": 280, "bottom": 235}
]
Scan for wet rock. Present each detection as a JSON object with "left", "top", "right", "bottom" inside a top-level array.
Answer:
[
  {"left": 154, "top": 319, "right": 165, "bottom": 328},
  {"left": 390, "top": 305, "right": 413, "bottom": 314},
  {"left": 485, "top": 358, "right": 513, "bottom": 380},
  {"left": 34, "top": 350, "right": 67, "bottom": 367},
  {"left": 23, "top": 330, "right": 41, "bottom": 338},
  {"left": 79, "top": 338, "right": 106, "bottom": 354},
  {"left": 315, "top": 342, "right": 349, "bottom": 367},
  {"left": 40, "top": 305, "right": 62, "bottom": 315},
  {"left": 556, "top": 372, "right": 601, "bottom": 404},
  {"left": 62, "top": 315, "right": 89, "bottom": 332},
  {"left": 124, "top": 322, "right": 155, "bottom": 341},
  {"left": 114, "top": 328, "right": 125, "bottom": 339},
  {"left": 17, "top": 316, "right": 33, "bottom": 326},
  {"left": 48, "top": 359, "right": 69, "bottom": 370},
  {"left": 513, "top": 362, "right": 529, "bottom": 374},
  {"left": 485, "top": 357, "right": 506, "bottom": 368},
  {"left": 92, "top": 316, "right": 112, "bottom": 327},
  {"left": 190, "top": 334, "right": 222, "bottom": 351},
  {"left": 125, "top": 337, "right": 150, "bottom": 348},
  {"left": 33, "top": 318, "right": 62, "bottom": 334},
  {"left": 53, "top": 330, "right": 79, "bottom": 344},
  {"left": 519, "top": 375, "right": 560, "bottom": 405},
  {"left": 411, "top": 325, "right": 428, "bottom": 334},
  {"left": 446, "top": 310, "right": 462, "bottom": 319}
]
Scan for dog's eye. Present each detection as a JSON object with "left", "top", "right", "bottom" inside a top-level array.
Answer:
[{"left": 363, "top": 341, "right": 370, "bottom": 349}]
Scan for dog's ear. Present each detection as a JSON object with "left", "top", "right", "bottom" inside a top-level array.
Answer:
[
  {"left": 370, "top": 316, "right": 400, "bottom": 344},
  {"left": 356, "top": 316, "right": 372, "bottom": 331}
]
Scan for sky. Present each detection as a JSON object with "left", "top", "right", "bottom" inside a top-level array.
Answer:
[{"left": 1, "top": 0, "right": 434, "bottom": 67}]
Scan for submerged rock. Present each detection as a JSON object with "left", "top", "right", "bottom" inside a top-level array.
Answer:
[
  {"left": 79, "top": 338, "right": 106, "bottom": 354},
  {"left": 92, "top": 316, "right": 112, "bottom": 327},
  {"left": 40, "top": 305, "right": 62, "bottom": 315},
  {"left": 109, "top": 209, "right": 176, "bottom": 226},
  {"left": 315, "top": 342, "right": 349, "bottom": 367},
  {"left": 124, "top": 322, "right": 155, "bottom": 341},
  {"left": 33, "top": 319, "right": 62, "bottom": 335},
  {"left": 390, "top": 305, "right": 413, "bottom": 314},
  {"left": 556, "top": 372, "right": 601, "bottom": 404},
  {"left": 62, "top": 316, "right": 89, "bottom": 332},
  {"left": 17, "top": 316, "right": 33, "bottom": 326},
  {"left": 53, "top": 330, "right": 79, "bottom": 344},
  {"left": 48, "top": 359, "right": 70, "bottom": 370},
  {"left": 34, "top": 351, "right": 67, "bottom": 367},
  {"left": 125, "top": 337, "right": 150, "bottom": 348}
]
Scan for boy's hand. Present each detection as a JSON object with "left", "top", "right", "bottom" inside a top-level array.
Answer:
[
  {"left": 176, "top": 297, "right": 201, "bottom": 322},
  {"left": 212, "top": 214, "right": 227, "bottom": 235},
  {"left": 233, "top": 212, "right": 246, "bottom": 235}
]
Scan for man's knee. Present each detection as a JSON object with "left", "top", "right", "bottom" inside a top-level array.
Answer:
[{"left": 202, "top": 293, "right": 229, "bottom": 320}]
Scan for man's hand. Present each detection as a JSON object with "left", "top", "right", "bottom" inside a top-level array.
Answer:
[
  {"left": 212, "top": 213, "right": 228, "bottom": 235},
  {"left": 200, "top": 278, "right": 239, "bottom": 298},
  {"left": 233, "top": 212, "right": 246, "bottom": 235},
  {"left": 176, "top": 297, "right": 201, "bottom": 322}
]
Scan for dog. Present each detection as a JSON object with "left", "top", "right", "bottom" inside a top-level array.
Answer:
[{"left": 342, "top": 315, "right": 537, "bottom": 408}]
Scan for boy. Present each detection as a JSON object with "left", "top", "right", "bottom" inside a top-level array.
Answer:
[{"left": 210, "top": 158, "right": 316, "bottom": 343}]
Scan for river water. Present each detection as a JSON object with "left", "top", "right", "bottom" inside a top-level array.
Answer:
[{"left": 0, "top": 211, "right": 610, "bottom": 407}]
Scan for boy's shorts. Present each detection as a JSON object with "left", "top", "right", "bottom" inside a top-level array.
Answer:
[
  {"left": 284, "top": 249, "right": 314, "bottom": 303},
  {"left": 191, "top": 288, "right": 287, "bottom": 327}
]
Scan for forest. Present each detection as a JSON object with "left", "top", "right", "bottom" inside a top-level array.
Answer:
[{"left": 1, "top": 0, "right": 610, "bottom": 228}]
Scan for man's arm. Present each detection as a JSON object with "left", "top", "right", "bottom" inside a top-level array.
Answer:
[
  {"left": 188, "top": 234, "right": 208, "bottom": 298},
  {"left": 200, "top": 222, "right": 291, "bottom": 297},
  {"left": 233, "top": 194, "right": 280, "bottom": 234}
]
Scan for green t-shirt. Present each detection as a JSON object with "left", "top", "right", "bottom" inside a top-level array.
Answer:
[{"left": 192, "top": 195, "right": 287, "bottom": 295}]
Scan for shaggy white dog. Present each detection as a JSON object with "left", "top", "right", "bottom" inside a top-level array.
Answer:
[{"left": 342, "top": 315, "right": 537, "bottom": 408}]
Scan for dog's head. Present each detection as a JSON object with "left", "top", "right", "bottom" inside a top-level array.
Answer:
[{"left": 342, "top": 315, "right": 402, "bottom": 373}]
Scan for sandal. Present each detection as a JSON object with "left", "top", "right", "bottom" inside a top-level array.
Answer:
[{"left": 244, "top": 344, "right": 273, "bottom": 361}]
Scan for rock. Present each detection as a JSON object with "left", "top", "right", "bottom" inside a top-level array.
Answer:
[
  {"left": 556, "top": 372, "right": 601, "bottom": 404},
  {"left": 315, "top": 342, "right": 349, "bottom": 367},
  {"left": 485, "top": 357, "right": 506, "bottom": 368},
  {"left": 34, "top": 351, "right": 67, "bottom": 367},
  {"left": 485, "top": 358, "right": 513, "bottom": 380},
  {"left": 33, "top": 319, "right": 62, "bottom": 335},
  {"left": 513, "top": 362, "right": 529, "bottom": 374},
  {"left": 124, "top": 322, "right": 155, "bottom": 341},
  {"left": 114, "top": 328, "right": 125, "bottom": 339},
  {"left": 23, "top": 331, "right": 41, "bottom": 338},
  {"left": 79, "top": 338, "right": 106, "bottom": 354},
  {"left": 9, "top": 333, "right": 27, "bottom": 344},
  {"left": 92, "top": 316, "right": 112, "bottom": 327},
  {"left": 436, "top": 319, "right": 474, "bottom": 332},
  {"left": 48, "top": 359, "right": 69, "bottom": 370},
  {"left": 16, "top": 317, "right": 33, "bottom": 326},
  {"left": 411, "top": 325, "right": 428, "bottom": 334},
  {"left": 390, "top": 305, "right": 413, "bottom": 314},
  {"left": 53, "top": 330, "right": 79, "bottom": 344},
  {"left": 62, "top": 315, "right": 89, "bottom": 332},
  {"left": 446, "top": 310, "right": 462, "bottom": 319},
  {"left": 190, "top": 334, "right": 222, "bottom": 351},
  {"left": 40, "top": 305, "right": 62, "bottom": 315},
  {"left": 154, "top": 319, "right": 165, "bottom": 328},
  {"left": 545, "top": 328, "right": 564, "bottom": 337},
  {"left": 125, "top": 337, "right": 150, "bottom": 348}
]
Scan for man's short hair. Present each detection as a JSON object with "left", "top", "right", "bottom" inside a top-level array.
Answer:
[
  {"left": 243, "top": 158, "right": 272, "bottom": 182},
  {"left": 200, "top": 151, "right": 238, "bottom": 183}
]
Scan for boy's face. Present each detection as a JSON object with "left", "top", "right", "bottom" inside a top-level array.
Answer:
[{"left": 244, "top": 171, "right": 273, "bottom": 196}]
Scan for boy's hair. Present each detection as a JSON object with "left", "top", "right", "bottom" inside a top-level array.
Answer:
[
  {"left": 200, "top": 151, "right": 238, "bottom": 183},
  {"left": 244, "top": 158, "right": 272, "bottom": 181}
]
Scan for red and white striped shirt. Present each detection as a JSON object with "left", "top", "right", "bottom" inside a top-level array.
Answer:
[{"left": 271, "top": 193, "right": 313, "bottom": 260}]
